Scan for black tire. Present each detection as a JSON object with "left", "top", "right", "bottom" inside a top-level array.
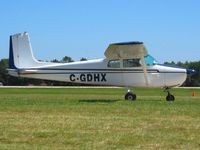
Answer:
[
  {"left": 125, "top": 92, "right": 136, "bottom": 101},
  {"left": 166, "top": 94, "right": 175, "bottom": 101}
]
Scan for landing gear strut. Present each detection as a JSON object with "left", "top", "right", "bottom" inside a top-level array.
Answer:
[
  {"left": 125, "top": 89, "right": 136, "bottom": 101},
  {"left": 164, "top": 87, "right": 175, "bottom": 101}
]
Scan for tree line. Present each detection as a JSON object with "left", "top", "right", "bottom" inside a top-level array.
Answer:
[
  {"left": 164, "top": 61, "right": 200, "bottom": 86},
  {"left": 0, "top": 57, "right": 200, "bottom": 86}
]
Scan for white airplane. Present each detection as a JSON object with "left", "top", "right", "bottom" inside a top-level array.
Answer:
[{"left": 8, "top": 32, "right": 195, "bottom": 101}]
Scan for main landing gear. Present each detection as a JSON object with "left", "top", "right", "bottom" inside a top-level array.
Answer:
[
  {"left": 125, "top": 89, "right": 136, "bottom": 101},
  {"left": 164, "top": 87, "right": 175, "bottom": 101}
]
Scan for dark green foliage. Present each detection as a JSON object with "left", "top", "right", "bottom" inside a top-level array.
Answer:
[
  {"left": 80, "top": 57, "right": 87, "bottom": 61},
  {"left": 165, "top": 61, "right": 200, "bottom": 86},
  {"left": 0, "top": 59, "right": 9, "bottom": 84},
  {"left": 61, "top": 56, "right": 74, "bottom": 63},
  {"left": 51, "top": 59, "right": 60, "bottom": 63}
]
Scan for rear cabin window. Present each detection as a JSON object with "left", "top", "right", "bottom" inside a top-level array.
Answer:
[
  {"left": 123, "top": 59, "right": 141, "bottom": 68},
  {"left": 107, "top": 60, "right": 120, "bottom": 68}
]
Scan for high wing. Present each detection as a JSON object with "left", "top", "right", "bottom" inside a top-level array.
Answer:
[{"left": 104, "top": 42, "right": 148, "bottom": 59}]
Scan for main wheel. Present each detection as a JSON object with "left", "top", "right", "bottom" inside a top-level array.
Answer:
[
  {"left": 166, "top": 94, "right": 175, "bottom": 101},
  {"left": 125, "top": 92, "right": 136, "bottom": 101}
]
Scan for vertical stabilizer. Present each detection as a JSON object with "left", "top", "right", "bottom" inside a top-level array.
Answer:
[{"left": 9, "top": 32, "right": 48, "bottom": 69}]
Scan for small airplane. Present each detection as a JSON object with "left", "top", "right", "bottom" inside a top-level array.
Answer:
[{"left": 8, "top": 32, "right": 195, "bottom": 101}]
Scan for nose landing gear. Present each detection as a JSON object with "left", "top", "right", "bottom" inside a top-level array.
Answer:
[{"left": 164, "top": 87, "right": 175, "bottom": 101}]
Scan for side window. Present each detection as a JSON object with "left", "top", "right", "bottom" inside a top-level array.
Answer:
[
  {"left": 108, "top": 60, "right": 120, "bottom": 68},
  {"left": 123, "top": 59, "right": 141, "bottom": 68},
  {"left": 144, "top": 55, "right": 158, "bottom": 66}
]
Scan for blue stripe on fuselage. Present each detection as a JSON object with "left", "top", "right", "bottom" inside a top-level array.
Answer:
[{"left": 158, "top": 64, "right": 185, "bottom": 69}]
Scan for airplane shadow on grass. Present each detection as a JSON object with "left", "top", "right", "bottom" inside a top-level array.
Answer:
[
  {"left": 79, "top": 100, "right": 120, "bottom": 103},
  {"left": 79, "top": 99, "right": 163, "bottom": 103}
]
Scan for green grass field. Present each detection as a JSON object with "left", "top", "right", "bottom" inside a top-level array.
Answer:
[{"left": 0, "top": 87, "right": 200, "bottom": 149}]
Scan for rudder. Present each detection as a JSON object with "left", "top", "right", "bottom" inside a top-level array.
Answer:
[{"left": 9, "top": 32, "right": 44, "bottom": 69}]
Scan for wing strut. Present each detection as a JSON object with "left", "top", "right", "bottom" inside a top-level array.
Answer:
[{"left": 141, "top": 57, "right": 149, "bottom": 87}]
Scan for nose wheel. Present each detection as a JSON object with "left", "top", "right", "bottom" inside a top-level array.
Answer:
[
  {"left": 125, "top": 89, "right": 136, "bottom": 101},
  {"left": 164, "top": 87, "right": 175, "bottom": 101}
]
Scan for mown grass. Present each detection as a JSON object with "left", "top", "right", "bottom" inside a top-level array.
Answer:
[{"left": 0, "top": 87, "right": 200, "bottom": 149}]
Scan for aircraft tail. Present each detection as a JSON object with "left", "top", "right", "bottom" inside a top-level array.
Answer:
[{"left": 9, "top": 32, "right": 50, "bottom": 69}]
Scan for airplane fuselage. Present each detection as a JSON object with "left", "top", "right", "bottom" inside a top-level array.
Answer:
[{"left": 9, "top": 58, "right": 187, "bottom": 87}]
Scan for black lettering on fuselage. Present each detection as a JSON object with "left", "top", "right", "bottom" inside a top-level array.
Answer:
[
  {"left": 69, "top": 73, "right": 107, "bottom": 82},
  {"left": 69, "top": 74, "right": 76, "bottom": 82},
  {"left": 101, "top": 73, "right": 107, "bottom": 82},
  {"left": 94, "top": 73, "right": 100, "bottom": 82},
  {"left": 87, "top": 74, "right": 93, "bottom": 82},
  {"left": 80, "top": 74, "right": 86, "bottom": 82}
]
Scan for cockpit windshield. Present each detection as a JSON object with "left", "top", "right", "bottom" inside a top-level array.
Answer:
[{"left": 144, "top": 55, "right": 158, "bottom": 66}]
